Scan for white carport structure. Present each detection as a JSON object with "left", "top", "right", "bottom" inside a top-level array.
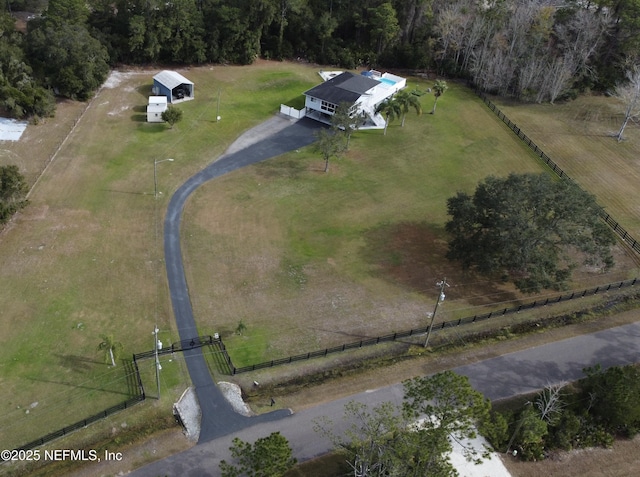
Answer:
[{"left": 152, "top": 71, "right": 194, "bottom": 104}]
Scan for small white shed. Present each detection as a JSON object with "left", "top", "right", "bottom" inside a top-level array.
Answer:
[{"left": 147, "top": 96, "right": 168, "bottom": 123}]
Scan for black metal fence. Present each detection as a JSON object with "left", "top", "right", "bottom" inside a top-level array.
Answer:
[
  {"left": 8, "top": 395, "right": 146, "bottom": 455},
  {"left": 227, "top": 93, "right": 640, "bottom": 375},
  {"left": 132, "top": 334, "right": 219, "bottom": 361},
  {"left": 4, "top": 336, "right": 223, "bottom": 457},
  {"left": 10, "top": 95, "right": 640, "bottom": 455},
  {"left": 476, "top": 91, "right": 640, "bottom": 255},
  {"left": 231, "top": 277, "right": 637, "bottom": 374}
]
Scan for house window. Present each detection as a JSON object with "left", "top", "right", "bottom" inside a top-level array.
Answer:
[
  {"left": 310, "top": 97, "right": 317, "bottom": 103},
  {"left": 321, "top": 100, "right": 336, "bottom": 114}
]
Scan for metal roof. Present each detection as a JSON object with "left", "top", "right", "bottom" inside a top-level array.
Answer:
[
  {"left": 153, "top": 71, "right": 194, "bottom": 90},
  {"left": 304, "top": 72, "right": 380, "bottom": 104}
]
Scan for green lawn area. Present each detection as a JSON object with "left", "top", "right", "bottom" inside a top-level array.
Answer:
[
  {"left": 181, "top": 80, "right": 638, "bottom": 366},
  {"left": 0, "top": 61, "right": 321, "bottom": 450},
  {"left": 0, "top": 61, "right": 637, "bottom": 453}
]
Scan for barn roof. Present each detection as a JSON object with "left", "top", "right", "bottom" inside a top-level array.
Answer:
[
  {"left": 304, "top": 72, "right": 380, "bottom": 104},
  {"left": 153, "top": 71, "right": 194, "bottom": 90}
]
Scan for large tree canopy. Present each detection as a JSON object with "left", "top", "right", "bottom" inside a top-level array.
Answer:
[
  {"left": 0, "top": 10, "right": 55, "bottom": 119},
  {"left": 445, "top": 173, "right": 615, "bottom": 293},
  {"left": 580, "top": 364, "right": 640, "bottom": 437},
  {"left": 219, "top": 432, "right": 296, "bottom": 477},
  {"left": 26, "top": 21, "right": 109, "bottom": 101},
  {"left": 316, "top": 371, "right": 492, "bottom": 477}
]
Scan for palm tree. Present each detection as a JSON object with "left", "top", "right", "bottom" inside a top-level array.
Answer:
[
  {"left": 375, "top": 98, "right": 402, "bottom": 136},
  {"left": 98, "top": 334, "right": 123, "bottom": 367},
  {"left": 394, "top": 89, "right": 422, "bottom": 127},
  {"left": 431, "top": 80, "right": 448, "bottom": 114}
]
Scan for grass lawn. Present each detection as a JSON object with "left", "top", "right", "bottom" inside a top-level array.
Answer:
[
  {"left": 0, "top": 61, "right": 322, "bottom": 451},
  {"left": 0, "top": 60, "right": 638, "bottom": 457},
  {"left": 181, "top": 81, "right": 639, "bottom": 366},
  {"left": 493, "top": 93, "right": 640, "bottom": 239}
]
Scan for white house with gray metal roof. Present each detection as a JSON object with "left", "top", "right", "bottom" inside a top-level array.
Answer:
[
  {"left": 303, "top": 70, "right": 406, "bottom": 129},
  {"left": 152, "top": 71, "right": 194, "bottom": 104}
]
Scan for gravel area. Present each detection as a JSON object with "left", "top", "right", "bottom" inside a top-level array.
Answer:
[
  {"left": 173, "top": 387, "right": 201, "bottom": 442},
  {"left": 173, "top": 383, "right": 254, "bottom": 442},
  {"left": 218, "top": 382, "right": 254, "bottom": 416}
]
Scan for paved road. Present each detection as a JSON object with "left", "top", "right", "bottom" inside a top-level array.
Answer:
[
  {"left": 131, "top": 320, "right": 640, "bottom": 477},
  {"left": 163, "top": 116, "right": 323, "bottom": 443}
]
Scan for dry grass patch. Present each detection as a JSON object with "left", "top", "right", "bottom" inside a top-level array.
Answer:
[
  {"left": 0, "top": 99, "right": 88, "bottom": 186},
  {"left": 1, "top": 61, "right": 639, "bottom": 459},
  {"left": 493, "top": 94, "right": 640, "bottom": 238},
  {"left": 0, "top": 61, "right": 322, "bottom": 451},
  {"left": 183, "top": 82, "right": 639, "bottom": 367},
  {"left": 502, "top": 435, "right": 640, "bottom": 477}
]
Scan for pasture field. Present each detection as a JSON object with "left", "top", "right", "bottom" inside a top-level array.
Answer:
[
  {"left": 0, "top": 61, "right": 322, "bottom": 452},
  {"left": 181, "top": 81, "right": 639, "bottom": 367},
  {"left": 493, "top": 94, "right": 640, "bottom": 238},
  {"left": 0, "top": 60, "right": 638, "bottom": 462}
]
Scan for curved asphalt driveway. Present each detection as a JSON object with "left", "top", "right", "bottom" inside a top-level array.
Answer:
[{"left": 164, "top": 116, "right": 323, "bottom": 443}]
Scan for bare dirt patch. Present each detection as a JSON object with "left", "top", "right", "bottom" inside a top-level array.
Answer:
[{"left": 361, "top": 221, "right": 520, "bottom": 305}]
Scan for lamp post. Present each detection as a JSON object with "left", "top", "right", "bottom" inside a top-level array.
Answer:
[
  {"left": 424, "top": 278, "right": 449, "bottom": 348},
  {"left": 153, "top": 325, "right": 161, "bottom": 399},
  {"left": 216, "top": 88, "right": 221, "bottom": 122},
  {"left": 154, "top": 158, "right": 174, "bottom": 198}
]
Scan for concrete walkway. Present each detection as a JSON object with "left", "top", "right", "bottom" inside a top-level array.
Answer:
[{"left": 163, "top": 116, "right": 323, "bottom": 443}]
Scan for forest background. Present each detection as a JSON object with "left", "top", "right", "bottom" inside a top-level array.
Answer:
[{"left": 2, "top": 0, "right": 640, "bottom": 118}]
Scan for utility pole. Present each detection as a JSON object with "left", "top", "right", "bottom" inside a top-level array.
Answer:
[{"left": 424, "top": 278, "right": 449, "bottom": 348}]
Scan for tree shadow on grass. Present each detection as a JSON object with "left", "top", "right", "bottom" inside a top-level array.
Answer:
[
  {"left": 55, "top": 353, "right": 102, "bottom": 372},
  {"left": 135, "top": 83, "right": 153, "bottom": 98},
  {"left": 360, "top": 221, "right": 519, "bottom": 306},
  {"left": 38, "top": 353, "right": 139, "bottom": 396},
  {"left": 131, "top": 113, "right": 154, "bottom": 123},
  {"left": 27, "top": 375, "right": 131, "bottom": 397},
  {"left": 254, "top": 157, "right": 308, "bottom": 179}
]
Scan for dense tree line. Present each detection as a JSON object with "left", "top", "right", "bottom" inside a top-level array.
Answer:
[
  {"left": 487, "top": 364, "right": 640, "bottom": 461},
  {"left": 0, "top": 10, "right": 54, "bottom": 118},
  {"left": 2, "top": 0, "right": 640, "bottom": 118}
]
